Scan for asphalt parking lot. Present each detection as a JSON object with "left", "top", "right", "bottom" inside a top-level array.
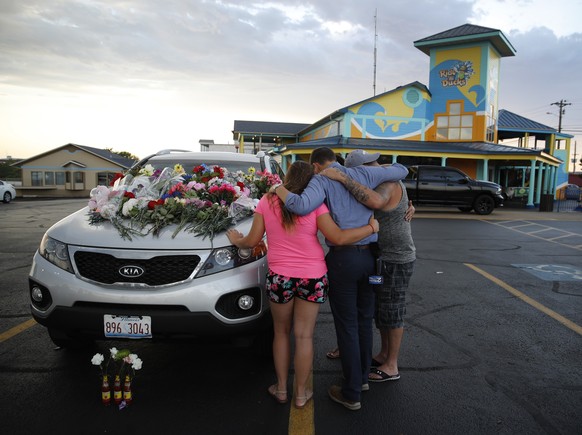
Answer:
[{"left": 1, "top": 199, "right": 581, "bottom": 435}]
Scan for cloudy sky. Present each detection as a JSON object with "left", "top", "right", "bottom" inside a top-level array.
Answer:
[{"left": 1, "top": 0, "right": 581, "bottom": 170}]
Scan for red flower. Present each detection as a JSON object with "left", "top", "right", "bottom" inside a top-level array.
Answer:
[
  {"left": 124, "top": 191, "right": 135, "bottom": 199},
  {"left": 193, "top": 165, "right": 205, "bottom": 174},
  {"left": 237, "top": 181, "right": 245, "bottom": 189},
  {"left": 147, "top": 199, "right": 165, "bottom": 210},
  {"left": 110, "top": 173, "right": 124, "bottom": 186},
  {"left": 213, "top": 166, "right": 225, "bottom": 178}
]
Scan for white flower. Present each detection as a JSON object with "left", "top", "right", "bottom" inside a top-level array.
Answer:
[
  {"left": 110, "top": 347, "right": 118, "bottom": 358},
  {"left": 91, "top": 353, "right": 104, "bottom": 366},
  {"left": 139, "top": 164, "right": 155, "bottom": 176},
  {"left": 100, "top": 203, "right": 118, "bottom": 219},
  {"left": 122, "top": 198, "right": 139, "bottom": 216},
  {"left": 131, "top": 357, "right": 143, "bottom": 371},
  {"left": 128, "top": 353, "right": 138, "bottom": 362}
]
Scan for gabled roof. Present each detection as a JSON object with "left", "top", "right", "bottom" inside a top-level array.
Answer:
[
  {"left": 77, "top": 145, "right": 137, "bottom": 167},
  {"left": 498, "top": 109, "right": 573, "bottom": 140},
  {"left": 62, "top": 160, "right": 87, "bottom": 168},
  {"left": 14, "top": 143, "right": 136, "bottom": 168},
  {"left": 414, "top": 23, "right": 516, "bottom": 57},
  {"left": 299, "top": 81, "right": 431, "bottom": 135}
]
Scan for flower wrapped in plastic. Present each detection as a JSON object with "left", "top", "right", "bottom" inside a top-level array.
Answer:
[{"left": 88, "top": 163, "right": 281, "bottom": 240}]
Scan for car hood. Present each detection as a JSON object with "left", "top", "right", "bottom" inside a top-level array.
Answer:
[
  {"left": 476, "top": 180, "right": 501, "bottom": 190},
  {"left": 46, "top": 207, "right": 254, "bottom": 250}
]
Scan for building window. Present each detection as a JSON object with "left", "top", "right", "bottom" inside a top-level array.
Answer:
[
  {"left": 74, "top": 172, "right": 84, "bottom": 183},
  {"left": 31, "top": 171, "right": 43, "bottom": 186},
  {"left": 486, "top": 104, "right": 496, "bottom": 142},
  {"left": 97, "top": 172, "right": 117, "bottom": 186},
  {"left": 44, "top": 172, "right": 55, "bottom": 185},
  {"left": 435, "top": 101, "right": 474, "bottom": 141},
  {"left": 55, "top": 172, "right": 65, "bottom": 185}
]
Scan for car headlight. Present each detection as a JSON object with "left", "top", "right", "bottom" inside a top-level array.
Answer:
[
  {"left": 39, "top": 234, "right": 74, "bottom": 273},
  {"left": 196, "top": 240, "right": 267, "bottom": 278}
]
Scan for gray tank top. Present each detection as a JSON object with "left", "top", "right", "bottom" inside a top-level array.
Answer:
[{"left": 376, "top": 181, "right": 416, "bottom": 263}]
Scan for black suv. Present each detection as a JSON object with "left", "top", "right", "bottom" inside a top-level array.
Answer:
[{"left": 404, "top": 165, "right": 504, "bottom": 215}]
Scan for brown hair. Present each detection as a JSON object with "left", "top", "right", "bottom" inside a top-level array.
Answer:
[{"left": 270, "top": 160, "right": 313, "bottom": 231}]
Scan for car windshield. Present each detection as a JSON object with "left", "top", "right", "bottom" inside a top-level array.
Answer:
[{"left": 149, "top": 158, "right": 261, "bottom": 174}]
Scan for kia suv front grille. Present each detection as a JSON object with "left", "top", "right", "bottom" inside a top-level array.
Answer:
[{"left": 74, "top": 251, "right": 201, "bottom": 286}]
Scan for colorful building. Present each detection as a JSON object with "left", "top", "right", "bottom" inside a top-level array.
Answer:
[{"left": 234, "top": 24, "right": 573, "bottom": 208}]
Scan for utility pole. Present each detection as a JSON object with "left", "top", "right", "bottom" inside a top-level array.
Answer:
[
  {"left": 373, "top": 9, "right": 377, "bottom": 96},
  {"left": 550, "top": 99, "right": 571, "bottom": 132}
]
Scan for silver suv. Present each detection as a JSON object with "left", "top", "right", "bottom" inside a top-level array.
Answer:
[{"left": 28, "top": 151, "right": 284, "bottom": 352}]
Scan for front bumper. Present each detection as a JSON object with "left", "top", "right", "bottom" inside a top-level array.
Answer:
[{"left": 29, "top": 251, "right": 270, "bottom": 340}]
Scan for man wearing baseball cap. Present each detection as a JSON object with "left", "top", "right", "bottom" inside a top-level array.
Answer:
[{"left": 272, "top": 147, "right": 408, "bottom": 410}]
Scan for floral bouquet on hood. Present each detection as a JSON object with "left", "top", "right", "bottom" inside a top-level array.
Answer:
[{"left": 88, "top": 163, "right": 281, "bottom": 240}]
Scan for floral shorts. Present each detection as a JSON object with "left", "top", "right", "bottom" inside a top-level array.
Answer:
[{"left": 265, "top": 269, "right": 329, "bottom": 304}]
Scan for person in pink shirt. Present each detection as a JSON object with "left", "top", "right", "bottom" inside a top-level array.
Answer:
[{"left": 227, "top": 160, "right": 378, "bottom": 409}]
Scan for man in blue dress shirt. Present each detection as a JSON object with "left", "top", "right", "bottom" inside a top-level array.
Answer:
[{"left": 272, "top": 147, "right": 408, "bottom": 410}]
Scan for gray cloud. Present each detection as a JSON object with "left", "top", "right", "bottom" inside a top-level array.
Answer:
[{"left": 0, "top": 0, "right": 580, "bottom": 155}]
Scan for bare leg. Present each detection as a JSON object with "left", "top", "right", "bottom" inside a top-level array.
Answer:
[
  {"left": 292, "top": 298, "right": 320, "bottom": 399},
  {"left": 371, "top": 327, "right": 403, "bottom": 378},
  {"left": 270, "top": 300, "right": 294, "bottom": 393}
]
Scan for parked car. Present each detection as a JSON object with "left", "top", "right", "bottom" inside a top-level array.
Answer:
[
  {"left": 0, "top": 180, "right": 16, "bottom": 203},
  {"left": 565, "top": 184, "right": 581, "bottom": 200},
  {"left": 28, "top": 150, "right": 284, "bottom": 353},
  {"left": 403, "top": 165, "right": 504, "bottom": 215}
]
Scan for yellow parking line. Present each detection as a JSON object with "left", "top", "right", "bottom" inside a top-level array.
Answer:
[
  {"left": 0, "top": 318, "right": 37, "bottom": 343},
  {"left": 289, "top": 372, "right": 315, "bottom": 435},
  {"left": 465, "top": 263, "right": 582, "bottom": 336}
]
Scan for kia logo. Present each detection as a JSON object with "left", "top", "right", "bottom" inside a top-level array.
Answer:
[{"left": 118, "top": 265, "right": 145, "bottom": 278}]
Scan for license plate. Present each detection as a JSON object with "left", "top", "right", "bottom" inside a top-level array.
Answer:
[{"left": 104, "top": 315, "right": 152, "bottom": 339}]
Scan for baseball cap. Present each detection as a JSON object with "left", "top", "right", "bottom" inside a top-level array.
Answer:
[{"left": 345, "top": 149, "right": 380, "bottom": 168}]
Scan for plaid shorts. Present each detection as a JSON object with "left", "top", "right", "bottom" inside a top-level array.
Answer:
[
  {"left": 374, "top": 261, "right": 415, "bottom": 329},
  {"left": 265, "top": 269, "right": 329, "bottom": 304}
]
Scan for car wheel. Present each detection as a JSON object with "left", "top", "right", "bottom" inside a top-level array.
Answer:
[
  {"left": 48, "top": 328, "right": 94, "bottom": 350},
  {"left": 458, "top": 206, "right": 473, "bottom": 213},
  {"left": 473, "top": 195, "right": 495, "bottom": 215},
  {"left": 2, "top": 192, "right": 11, "bottom": 203}
]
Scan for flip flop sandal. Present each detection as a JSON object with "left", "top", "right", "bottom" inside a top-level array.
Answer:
[
  {"left": 326, "top": 348, "right": 340, "bottom": 359},
  {"left": 368, "top": 368, "right": 401, "bottom": 382},
  {"left": 268, "top": 384, "right": 288, "bottom": 404}
]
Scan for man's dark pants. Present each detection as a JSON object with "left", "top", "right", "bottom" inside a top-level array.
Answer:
[{"left": 326, "top": 246, "right": 375, "bottom": 402}]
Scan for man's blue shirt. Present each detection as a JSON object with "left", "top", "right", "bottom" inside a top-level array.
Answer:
[{"left": 284, "top": 163, "right": 409, "bottom": 246}]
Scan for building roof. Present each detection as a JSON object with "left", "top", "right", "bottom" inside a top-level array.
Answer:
[
  {"left": 14, "top": 143, "right": 136, "bottom": 168},
  {"left": 497, "top": 109, "right": 573, "bottom": 140},
  {"left": 414, "top": 23, "right": 516, "bottom": 57},
  {"left": 275, "top": 135, "right": 562, "bottom": 164},
  {"left": 232, "top": 120, "right": 310, "bottom": 138},
  {"left": 299, "top": 81, "right": 431, "bottom": 135}
]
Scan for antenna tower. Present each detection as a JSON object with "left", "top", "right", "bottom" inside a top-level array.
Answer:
[{"left": 373, "top": 10, "right": 378, "bottom": 96}]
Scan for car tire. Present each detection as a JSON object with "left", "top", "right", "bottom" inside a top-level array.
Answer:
[
  {"left": 48, "top": 328, "right": 94, "bottom": 350},
  {"left": 2, "top": 192, "right": 11, "bottom": 203},
  {"left": 473, "top": 195, "right": 495, "bottom": 215},
  {"left": 458, "top": 206, "right": 473, "bottom": 213}
]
